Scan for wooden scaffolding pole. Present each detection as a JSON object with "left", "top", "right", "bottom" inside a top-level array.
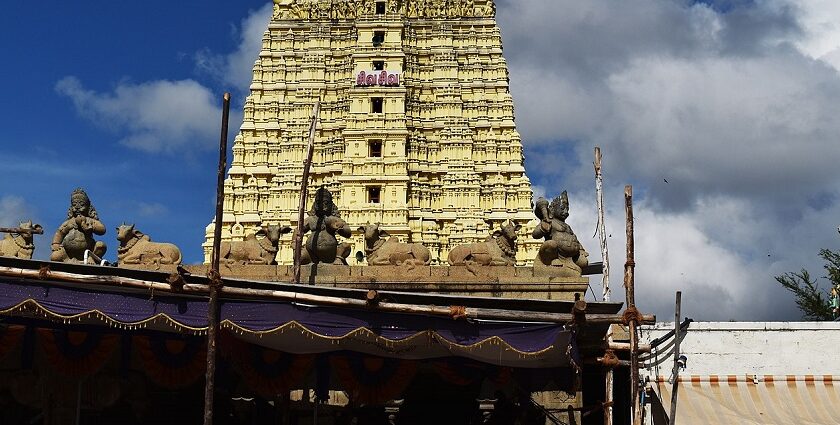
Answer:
[
  {"left": 595, "top": 148, "right": 611, "bottom": 303},
  {"left": 293, "top": 101, "right": 321, "bottom": 285},
  {"left": 669, "top": 291, "right": 683, "bottom": 425},
  {"left": 0, "top": 226, "right": 43, "bottom": 235},
  {"left": 594, "top": 148, "right": 614, "bottom": 425},
  {"left": 624, "top": 185, "right": 641, "bottom": 425},
  {"left": 204, "top": 92, "right": 231, "bottom": 425}
]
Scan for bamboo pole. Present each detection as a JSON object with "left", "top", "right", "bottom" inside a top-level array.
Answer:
[
  {"left": 624, "top": 185, "right": 641, "bottom": 425},
  {"left": 293, "top": 101, "right": 321, "bottom": 285},
  {"left": 669, "top": 291, "right": 682, "bottom": 425},
  {"left": 176, "top": 284, "right": 652, "bottom": 324},
  {"left": 592, "top": 358, "right": 632, "bottom": 368},
  {"left": 204, "top": 92, "right": 231, "bottom": 425},
  {"left": 594, "top": 148, "right": 611, "bottom": 302},
  {"left": 607, "top": 342, "right": 651, "bottom": 353},
  {"left": 0, "top": 266, "right": 655, "bottom": 325},
  {"left": 594, "top": 147, "right": 614, "bottom": 425}
]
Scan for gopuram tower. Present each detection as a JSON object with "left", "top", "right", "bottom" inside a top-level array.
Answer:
[{"left": 204, "top": 0, "right": 539, "bottom": 265}]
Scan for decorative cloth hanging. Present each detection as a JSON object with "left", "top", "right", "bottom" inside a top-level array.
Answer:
[
  {"left": 0, "top": 324, "right": 25, "bottom": 360},
  {"left": 38, "top": 328, "right": 119, "bottom": 378},
  {"left": 331, "top": 352, "right": 418, "bottom": 405},
  {"left": 432, "top": 357, "right": 512, "bottom": 387},
  {"left": 133, "top": 334, "right": 206, "bottom": 389},
  {"left": 221, "top": 333, "right": 313, "bottom": 398}
]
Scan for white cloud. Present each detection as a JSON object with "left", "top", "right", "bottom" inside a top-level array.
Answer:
[
  {"left": 0, "top": 196, "right": 49, "bottom": 260},
  {"left": 570, "top": 188, "right": 814, "bottom": 321},
  {"left": 0, "top": 196, "right": 34, "bottom": 228},
  {"left": 496, "top": 0, "right": 840, "bottom": 320},
  {"left": 135, "top": 202, "right": 169, "bottom": 217},
  {"left": 194, "top": 3, "right": 274, "bottom": 94},
  {"left": 787, "top": 0, "right": 840, "bottom": 71},
  {"left": 54, "top": 5, "right": 271, "bottom": 154},
  {"left": 55, "top": 77, "right": 222, "bottom": 153}
]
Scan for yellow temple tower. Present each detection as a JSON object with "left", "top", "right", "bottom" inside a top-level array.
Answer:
[{"left": 204, "top": 0, "right": 539, "bottom": 265}]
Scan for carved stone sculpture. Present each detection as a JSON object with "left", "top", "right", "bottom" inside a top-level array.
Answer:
[
  {"left": 448, "top": 221, "right": 520, "bottom": 266},
  {"left": 116, "top": 224, "right": 183, "bottom": 269},
  {"left": 51, "top": 188, "right": 107, "bottom": 263},
  {"left": 220, "top": 224, "right": 292, "bottom": 266},
  {"left": 359, "top": 223, "right": 431, "bottom": 266},
  {"left": 299, "top": 188, "right": 352, "bottom": 265},
  {"left": 0, "top": 220, "right": 42, "bottom": 259},
  {"left": 532, "top": 192, "right": 589, "bottom": 277}
]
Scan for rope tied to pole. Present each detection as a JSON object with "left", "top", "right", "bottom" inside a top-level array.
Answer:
[
  {"left": 38, "top": 265, "right": 50, "bottom": 280},
  {"left": 167, "top": 272, "right": 185, "bottom": 292},
  {"left": 622, "top": 306, "right": 644, "bottom": 326},
  {"left": 583, "top": 401, "right": 615, "bottom": 418},
  {"left": 207, "top": 270, "right": 224, "bottom": 290},
  {"left": 601, "top": 350, "right": 621, "bottom": 368},
  {"left": 449, "top": 305, "right": 467, "bottom": 320}
]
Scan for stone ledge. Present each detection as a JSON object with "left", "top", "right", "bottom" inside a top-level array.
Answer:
[{"left": 119, "top": 264, "right": 588, "bottom": 300}]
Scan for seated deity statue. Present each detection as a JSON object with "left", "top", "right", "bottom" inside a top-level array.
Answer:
[
  {"left": 50, "top": 188, "right": 107, "bottom": 263},
  {"left": 298, "top": 187, "right": 352, "bottom": 265},
  {"left": 532, "top": 191, "right": 589, "bottom": 277}
]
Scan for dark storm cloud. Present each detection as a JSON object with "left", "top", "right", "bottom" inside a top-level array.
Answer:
[{"left": 494, "top": 0, "right": 840, "bottom": 320}]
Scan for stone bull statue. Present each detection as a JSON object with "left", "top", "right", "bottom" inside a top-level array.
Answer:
[
  {"left": 116, "top": 224, "right": 182, "bottom": 268},
  {"left": 448, "top": 221, "right": 521, "bottom": 266},
  {"left": 358, "top": 223, "right": 431, "bottom": 266},
  {"left": 0, "top": 220, "right": 43, "bottom": 259},
  {"left": 219, "top": 224, "right": 292, "bottom": 266}
]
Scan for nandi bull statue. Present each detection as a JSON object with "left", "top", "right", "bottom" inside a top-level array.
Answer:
[
  {"left": 219, "top": 224, "right": 292, "bottom": 266},
  {"left": 448, "top": 220, "right": 521, "bottom": 266},
  {"left": 51, "top": 188, "right": 107, "bottom": 263},
  {"left": 0, "top": 220, "right": 43, "bottom": 259},
  {"left": 116, "top": 224, "right": 182, "bottom": 269},
  {"left": 532, "top": 191, "right": 589, "bottom": 278},
  {"left": 297, "top": 187, "right": 352, "bottom": 265},
  {"left": 358, "top": 223, "right": 431, "bottom": 266}
]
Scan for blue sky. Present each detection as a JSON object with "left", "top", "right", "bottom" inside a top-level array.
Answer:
[
  {"left": 0, "top": 1, "right": 268, "bottom": 263},
  {"left": 2, "top": 0, "right": 840, "bottom": 321}
]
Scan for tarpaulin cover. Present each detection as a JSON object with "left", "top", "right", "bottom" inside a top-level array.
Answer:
[{"left": 0, "top": 278, "right": 576, "bottom": 368}]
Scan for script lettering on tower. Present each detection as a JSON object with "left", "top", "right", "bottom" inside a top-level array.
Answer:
[{"left": 356, "top": 70, "right": 401, "bottom": 87}]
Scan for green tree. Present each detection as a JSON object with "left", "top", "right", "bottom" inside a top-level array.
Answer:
[{"left": 775, "top": 249, "right": 840, "bottom": 321}]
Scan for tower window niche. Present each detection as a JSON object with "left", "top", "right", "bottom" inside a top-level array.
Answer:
[
  {"left": 369, "top": 140, "right": 383, "bottom": 157},
  {"left": 373, "top": 60, "right": 385, "bottom": 71},
  {"left": 372, "top": 31, "right": 386, "bottom": 47},
  {"left": 368, "top": 186, "right": 381, "bottom": 204},
  {"left": 371, "top": 97, "right": 384, "bottom": 113},
  {"left": 375, "top": 1, "right": 386, "bottom": 15}
]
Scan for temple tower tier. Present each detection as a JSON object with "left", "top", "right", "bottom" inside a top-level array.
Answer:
[{"left": 204, "top": 0, "right": 540, "bottom": 265}]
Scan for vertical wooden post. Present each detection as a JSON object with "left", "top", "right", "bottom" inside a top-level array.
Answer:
[
  {"left": 669, "top": 291, "right": 683, "bottom": 425},
  {"left": 293, "top": 101, "right": 321, "bottom": 285},
  {"left": 594, "top": 147, "right": 614, "bottom": 425},
  {"left": 595, "top": 147, "right": 611, "bottom": 302},
  {"left": 204, "top": 92, "right": 231, "bottom": 425},
  {"left": 624, "top": 185, "right": 640, "bottom": 425}
]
